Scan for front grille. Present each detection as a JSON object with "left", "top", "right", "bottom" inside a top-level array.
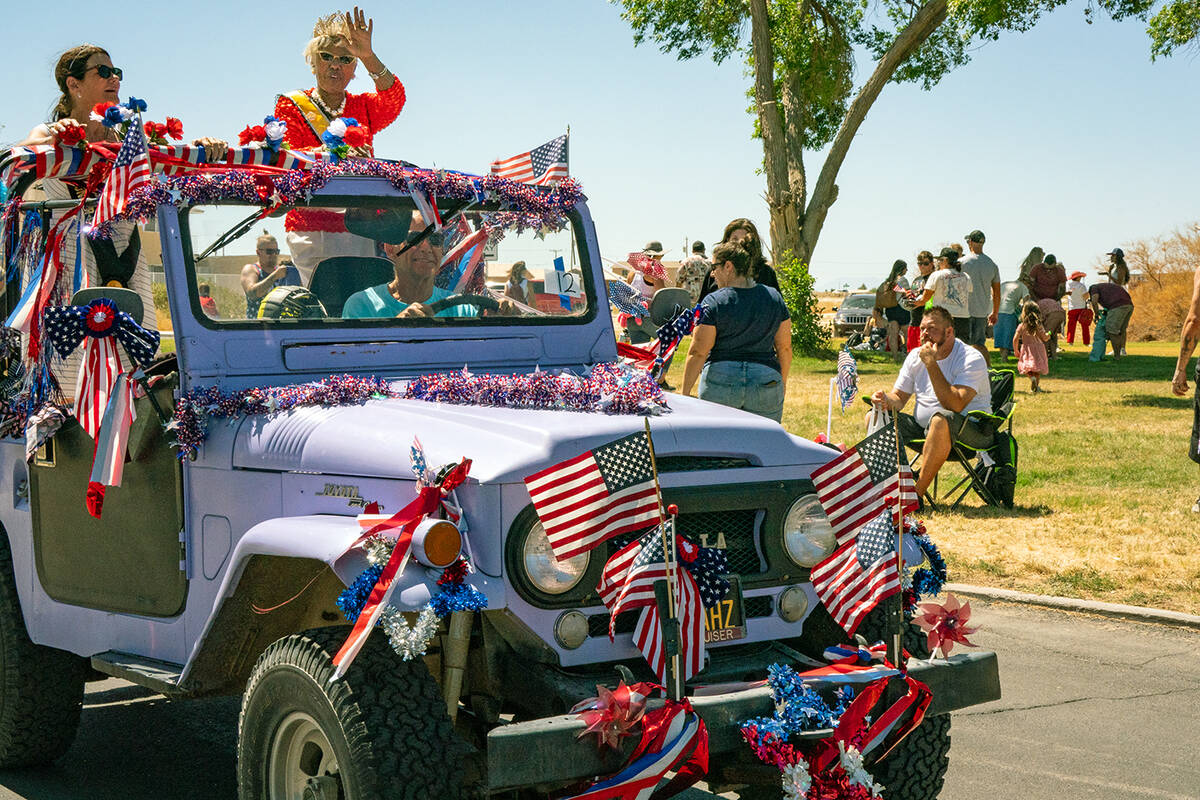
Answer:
[
  {"left": 745, "top": 595, "right": 773, "bottom": 618},
  {"left": 676, "top": 509, "right": 763, "bottom": 576},
  {"left": 656, "top": 456, "right": 753, "bottom": 473}
]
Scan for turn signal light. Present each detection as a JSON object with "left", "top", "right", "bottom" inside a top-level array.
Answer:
[{"left": 412, "top": 518, "right": 463, "bottom": 568}]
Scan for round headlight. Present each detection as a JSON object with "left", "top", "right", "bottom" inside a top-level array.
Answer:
[
  {"left": 554, "top": 610, "right": 589, "bottom": 649},
  {"left": 522, "top": 520, "right": 590, "bottom": 595},
  {"left": 782, "top": 495, "right": 836, "bottom": 567}
]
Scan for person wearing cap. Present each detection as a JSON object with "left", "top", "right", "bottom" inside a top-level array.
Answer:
[
  {"left": 959, "top": 230, "right": 1001, "bottom": 362},
  {"left": 1087, "top": 270, "right": 1134, "bottom": 360},
  {"left": 676, "top": 240, "right": 711, "bottom": 306},
  {"left": 1028, "top": 253, "right": 1067, "bottom": 359},
  {"left": 628, "top": 240, "right": 668, "bottom": 303},
  {"left": 1105, "top": 247, "right": 1130, "bottom": 286},
  {"left": 913, "top": 247, "right": 972, "bottom": 340},
  {"left": 1169, "top": 261, "right": 1200, "bottom": 513},
  {"left": 1065, "top": 269, "right": 1092, "bottom": 346}
]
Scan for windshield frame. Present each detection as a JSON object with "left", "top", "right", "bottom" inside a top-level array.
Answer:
[{"left": 176, "top": 195, "right": 598, "bottom": 331}]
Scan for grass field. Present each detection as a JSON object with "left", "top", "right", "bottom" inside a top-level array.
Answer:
[{"left": 669, "top": 339, "right": 1200, "bottom": 614}]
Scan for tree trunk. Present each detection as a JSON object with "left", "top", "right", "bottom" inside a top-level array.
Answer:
[
  {"left": 797, "top": 0, "right": 949, "bottom": 266},
  {"left": 749, "top": 0, "right": 801, "bottom": 262}
]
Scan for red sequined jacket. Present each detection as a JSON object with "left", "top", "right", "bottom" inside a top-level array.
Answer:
[{"left": 274, "top": 77, "right": 406, "bottom": 233}]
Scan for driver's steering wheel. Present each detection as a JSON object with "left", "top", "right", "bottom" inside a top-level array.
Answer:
[{"left": 426, "top": 293, "right": 502, "bottom": 314}]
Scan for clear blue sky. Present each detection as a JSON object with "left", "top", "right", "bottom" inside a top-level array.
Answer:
[{"left": 7, "top": 1, "right": 1196, "bottom": 289}]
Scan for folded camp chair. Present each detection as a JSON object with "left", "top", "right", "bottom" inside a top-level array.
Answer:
[{"left": 903, "top": 368, "right": 1017, "bottom": 510}]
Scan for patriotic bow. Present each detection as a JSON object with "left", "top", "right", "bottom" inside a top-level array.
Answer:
[
  {"left": 43, "top": 298, "right": 159, "bottom": 366},
  {"left": 43, "top": 298, "right": 158, "bottom": 440}
]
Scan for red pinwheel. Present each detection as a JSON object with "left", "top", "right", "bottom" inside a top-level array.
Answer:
[
  {"left": 914, "top": 592, "right": 978, "bottom": 656},
  {"left": 571, "top": 680, "right": 656, "bottom": 750}
]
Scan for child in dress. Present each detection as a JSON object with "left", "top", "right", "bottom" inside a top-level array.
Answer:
[{"left": 1013, "top": 301, "right": 1050, "bottom": 392}]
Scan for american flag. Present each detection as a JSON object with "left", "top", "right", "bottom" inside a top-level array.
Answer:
[
  {"left": 811, "top": 509, "right": 902, "bottom": 634},
  {"left": 598, "top": 524, "right": 705, "bottom": 683},
  {"left": 490, "top": 134, "right": 569, "bottom": 185},
  {"left": 836, "top": 348, "right": 859, "bottom": 412},
  {"left": 92, "top": 120, "right": 152, "bottom": 228},
  {"left": 810, "top": 423, "right": 917, "bottom": 545},
  {"left": 524, "top": 432, "right": 660, "bottom": 561}
]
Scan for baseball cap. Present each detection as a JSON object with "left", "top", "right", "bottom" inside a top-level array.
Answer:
[
  {"left": 965, "top": 230, "right": 986, "bottom": 244},
  {"left": 938, "top": 246, "right": 957, "bottom": 260},
  {"left": 1044, "top": 254, "right": 1057, "bottom": 265},
  {"left": 1107, "top": 247, "right": 1124, "bottom": 258}
]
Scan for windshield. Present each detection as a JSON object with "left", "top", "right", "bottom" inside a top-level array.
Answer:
[
  {"left": 842, "top": 295, "right": 875, "bottom": 310},
  {"left": 181, "top": 198, "right": 591, "bottom": 326}
]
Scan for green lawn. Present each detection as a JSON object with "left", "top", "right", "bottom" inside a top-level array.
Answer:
[{"left": 669, "top": 339, "right": 1200, "bottom": 614}]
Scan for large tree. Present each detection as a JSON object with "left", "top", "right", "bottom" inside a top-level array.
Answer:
[{"left": 616, "top": 0, "right": 1159, "bottom": 265}]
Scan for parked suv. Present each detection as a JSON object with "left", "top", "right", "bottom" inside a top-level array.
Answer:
[
  {"left": 834, "top": 292, "right": 878, "bottom": 337},
  {"left": 0, "top": 155, "right": 999, "bottom": 799}
]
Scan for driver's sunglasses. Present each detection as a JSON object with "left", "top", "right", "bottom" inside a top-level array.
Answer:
[
  {"left": 398, "top": 226, "right": 446, "bottom": 253},
  {"left": 258, "top": 248, "right": 280, "bottom": 254},
  {"left": 78, "top": 64, "right": 123, "bottom": 80},
  {"left": 318, "top": 52, "right": 356, "bottom": 65}
]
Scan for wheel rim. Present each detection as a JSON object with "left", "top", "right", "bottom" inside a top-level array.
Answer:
[{"left": 268, "top": 710, "right": 342, "bottom": 800}]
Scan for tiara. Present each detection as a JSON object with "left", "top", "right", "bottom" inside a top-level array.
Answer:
[{"left": 312, "top": 12, "right": 351, "bottom": 39}]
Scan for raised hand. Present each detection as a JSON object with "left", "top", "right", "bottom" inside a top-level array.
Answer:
[{"left": 343, "top": 7, "right": 374, "bottom": 60}]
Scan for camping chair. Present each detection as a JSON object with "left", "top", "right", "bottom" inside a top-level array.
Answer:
[{"left": 904, "top": 368, "right": 1017, "bottom": 510}]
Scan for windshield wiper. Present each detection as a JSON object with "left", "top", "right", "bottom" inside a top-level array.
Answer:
[{"left": 196, "top": 208, "right": 266, "bottom": 262}]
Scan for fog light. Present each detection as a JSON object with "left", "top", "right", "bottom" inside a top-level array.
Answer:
[
  {"left": 554, "top": 610, "right": 589, "bottom": 649},
  {"left": 777, "top": 585, "right": 809, "bottom": 623},
  {"left": 412, "top": 518, "right": 462, "bottom": 568}
]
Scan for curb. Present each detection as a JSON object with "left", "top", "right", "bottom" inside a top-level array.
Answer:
[{"left": 944, "top": 583, "right": 1200, "bottom": 631}]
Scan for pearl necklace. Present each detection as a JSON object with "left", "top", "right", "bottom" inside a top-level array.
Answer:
[{"left": 310, "top": 90, "right": 346, "bottom": 119}]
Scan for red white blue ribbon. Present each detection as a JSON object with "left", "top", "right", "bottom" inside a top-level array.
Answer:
[{"left": 86, "top": 372, "right": 138, "bottom": 518}]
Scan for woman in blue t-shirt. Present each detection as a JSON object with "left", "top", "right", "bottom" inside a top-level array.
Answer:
[{"left": 681, "top": 242, "right": 792, "bottom": 422}]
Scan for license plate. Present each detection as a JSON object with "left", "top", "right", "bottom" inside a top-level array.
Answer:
[{"left": 704, "top": 575, "right": 747, "bottom": 644}]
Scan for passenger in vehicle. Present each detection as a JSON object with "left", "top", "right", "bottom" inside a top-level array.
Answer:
[
  {"left": 18, "top": 44, "right": 228, "bottom": 396},
  {"left": 274, "top": 9, "right": 407, "bottom": 281},
  {"left": 342, "top": 211, "right": 516, "bottom": 319},
  {"left": 505, "top": 262, "right": 534, "bottom": 307}
]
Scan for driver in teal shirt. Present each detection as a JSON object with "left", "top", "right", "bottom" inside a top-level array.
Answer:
[{"left": 343, "top": 209, "right": 515, "bottom": 319}]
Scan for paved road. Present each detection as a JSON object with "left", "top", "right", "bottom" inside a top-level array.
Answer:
[{"left": 1, "top": 598, "right": 1196, "bottom": 799}]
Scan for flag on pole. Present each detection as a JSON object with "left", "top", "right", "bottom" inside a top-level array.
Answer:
[
  {"left": 490, "top": 134, "right": 569, "bottom": 185},
  {"left": 598, "top": 524, "right": 705, "bottom": 684},
  {"left": 810, "top": 509, "right": 902, "bottom": 634},
  {"left": 836, "top": 348, "right": 859, "bottom": 411},
  {"left": 810, "top": 424, "right": 917, "bottom": 544},
  {"left": 524, "top": 432, "right": 660, "bottom": 560},
  {"left": 92, "top": 120, "right": 152, "bottom": 228}
]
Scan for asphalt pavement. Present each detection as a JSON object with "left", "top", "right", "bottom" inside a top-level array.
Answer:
[{"left": 1, "top": 597, "right": 1196, "bottom": 800}]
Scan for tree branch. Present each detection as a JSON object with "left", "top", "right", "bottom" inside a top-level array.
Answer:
[{"left": 800, "top": 0, "right": 948, "bottom": 257}]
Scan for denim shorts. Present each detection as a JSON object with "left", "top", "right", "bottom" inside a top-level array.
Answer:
[
  {"left": 967, "top": 317, "right": 989, "bottom": 348},
  {"left": 698, "top": 361, "right": 785, "bottom": 422}
]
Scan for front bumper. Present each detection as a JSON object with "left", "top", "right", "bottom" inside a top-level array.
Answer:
[{"left": 485, "top": 650, "right": 1001, "bottom": 791}]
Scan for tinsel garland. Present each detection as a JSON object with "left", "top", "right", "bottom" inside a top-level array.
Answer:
[
  {"left": 170, "top": 374, "right": 398, "bottom": 459},
  {"left": 106, "top": 157, "right": 584, "bottom": 237},
  {"left": 740, "top": 663, "right": 854, "bottom": 748},
  {"left": 901, "top": 519, "right": 947, "bottom": 616},
  {"left": 404, "top": 362, "right": 667, "bottom": 416}
]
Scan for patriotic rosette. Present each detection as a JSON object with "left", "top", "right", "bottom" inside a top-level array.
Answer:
[{"left": 43, "top": 297, "right": 159, "bottom": 440}]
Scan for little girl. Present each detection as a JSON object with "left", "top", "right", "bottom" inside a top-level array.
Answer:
[{"left": 1013, "top": 301, "right": 1050, "bottom": 392}]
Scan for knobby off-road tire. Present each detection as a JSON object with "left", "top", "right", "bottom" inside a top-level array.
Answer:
[
  {"left": 0, "top": 533, "right": 88, "bottom": 767},
  {"left": 237, "top": 627, "right": 470, "bottom": 800},
  {"left": 870, "top": 713, "right": 951, "bottom": 800}
]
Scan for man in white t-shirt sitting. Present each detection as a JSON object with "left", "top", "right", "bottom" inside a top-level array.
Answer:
[{"left": 869, "top": 306, "right": 992, "bottom": 498}]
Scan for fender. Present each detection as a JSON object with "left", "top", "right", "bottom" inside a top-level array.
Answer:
[{"left": 179, "top": 514, "right": 505, "bottom": 695}]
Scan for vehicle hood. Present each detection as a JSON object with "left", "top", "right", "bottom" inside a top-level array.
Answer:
[{"left": 231, "top": 392, "right": 834, "bottom": 483}]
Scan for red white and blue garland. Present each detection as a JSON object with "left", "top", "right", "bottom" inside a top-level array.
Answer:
[{"left": 404, "top": 363, "right": 668, "bottom": 416}]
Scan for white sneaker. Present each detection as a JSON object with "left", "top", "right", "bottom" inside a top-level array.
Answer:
[{"left": 1192, "top": 496, "right": 1200, "bottom": 514}]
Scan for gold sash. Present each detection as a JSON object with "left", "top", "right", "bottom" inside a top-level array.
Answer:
[{"left": 283, "top": 90, "right": 331, "bottom": 141}]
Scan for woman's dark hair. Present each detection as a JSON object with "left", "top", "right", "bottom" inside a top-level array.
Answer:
[
  {"left": 719, "top": 218, "right": 766, "bottom": 266},
  {"left": 509, "top": 261, "right": 527, "bottom": 280},
  {"left": 887, "top": 259, "right": 907, "bottom": 282},
  {"left": 938, "top": 247, "right": 961, "bottom": 271},
  {"left": 711, "top": 242, "right": 751, "bottom": 277},
  {"left": 52, "top": 44, "right": 109, "bottom": 121}
]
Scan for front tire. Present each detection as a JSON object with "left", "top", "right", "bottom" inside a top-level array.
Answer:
[
  {"left": 870, "top": 713, "right": 951, "bottom": 800},
  {"left": 237, "top": 627, "right": 470, "bottom": 800},
  {"left": 0, "top": 533, "right": 87, "bottom": 767}
]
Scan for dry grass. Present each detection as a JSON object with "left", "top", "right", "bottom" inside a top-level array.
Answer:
[{"left": 666, "top": 339, "right": 1200, "bottom": 614}]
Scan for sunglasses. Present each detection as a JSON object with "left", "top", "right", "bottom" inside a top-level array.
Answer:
[
  {"left": 79, "top": 64, "right": 123, "bottom": 80},
  {"left": 398, "top": 226, "right": 446, "bottom": 253},
  {"left": 318, "top": 52, "right": 356, "bottom": 65},
  {"left": 258, "top": 248, "right": 280, "bottom": 254}
]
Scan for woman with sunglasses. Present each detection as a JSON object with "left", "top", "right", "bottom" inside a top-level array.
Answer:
[{"left": 274, "top": 8, "right": 407, "bottom": 280}]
